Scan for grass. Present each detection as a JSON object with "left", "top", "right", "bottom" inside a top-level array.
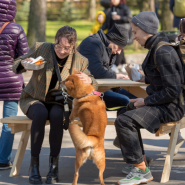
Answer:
[{"left": 17, "top": 20, "right": 148, "bottom": 54}]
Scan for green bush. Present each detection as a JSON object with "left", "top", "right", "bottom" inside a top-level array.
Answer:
[{"left": 16, "top": 1, "right": 30, "bottom": 21}]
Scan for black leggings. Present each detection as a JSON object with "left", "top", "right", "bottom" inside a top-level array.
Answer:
[{"left": 26, "top": 102, "right": 64, "bottom": 157}]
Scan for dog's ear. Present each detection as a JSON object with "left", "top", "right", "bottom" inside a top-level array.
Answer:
[
  {"left": 65, "top": 80, "right": 74, "bottom": 90},
  {"left": 73, "top": 69, "right": 78, "bottom": 75}
]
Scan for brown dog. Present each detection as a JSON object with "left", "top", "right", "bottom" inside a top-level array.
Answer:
[{"left": 62, "top": 72, "right": 107, "bottom": 185}]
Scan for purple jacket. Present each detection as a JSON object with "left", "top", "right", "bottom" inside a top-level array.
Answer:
[{"left": 0, "top": 0, "right": 29, "bottom": 101}]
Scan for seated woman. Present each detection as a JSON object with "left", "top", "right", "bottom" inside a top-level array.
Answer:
[{"left": 13, "top": 26, "right": 98, "bottom": 185}]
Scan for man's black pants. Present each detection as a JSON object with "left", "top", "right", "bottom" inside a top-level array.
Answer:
[{"left": 115, "top": 114, "right": 145, "bottom": 164}]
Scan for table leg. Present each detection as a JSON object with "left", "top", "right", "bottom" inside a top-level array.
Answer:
[{"left": 10, "top": 128, "right": 30, "bottom": 177}]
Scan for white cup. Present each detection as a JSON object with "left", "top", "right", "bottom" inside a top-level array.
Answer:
[
  {"left": 112, "top": 12, "right": 117, "bottom": 20},
  {"left": 111, "top": 11, "right": 117, "bottom": 15}
]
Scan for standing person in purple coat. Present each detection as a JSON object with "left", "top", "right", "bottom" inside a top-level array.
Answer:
[{"left": 0, "top": 0, "right": 29, "bottom": 170}]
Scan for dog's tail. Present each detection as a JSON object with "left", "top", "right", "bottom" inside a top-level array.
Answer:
[{"left": 69, "top": 123, "right": 98, "bottom": 149}]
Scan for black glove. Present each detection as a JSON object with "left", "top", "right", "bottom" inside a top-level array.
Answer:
[{"left": 126, "top": 102, "right": 136, "bottom": 111}]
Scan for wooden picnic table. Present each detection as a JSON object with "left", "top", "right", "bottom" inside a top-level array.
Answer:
[
  {"left": 97, "top": 79, "right": 148, "bottom": 98},
  {"left": 1, "top": 78, "right": 184, "bottom": 183}
]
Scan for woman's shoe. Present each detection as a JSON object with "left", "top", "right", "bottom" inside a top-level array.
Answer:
[
  {"left": 29, "top": 156, "right": 42, "bottom": 184},
  {"left": 45, "top": 156, "right": 59, "bottom": 184}
]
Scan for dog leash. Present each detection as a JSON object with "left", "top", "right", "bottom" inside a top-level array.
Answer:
[
  {"left": 86, "top": 91, "right": 127, "bottom": 111},
  {"left": 52, "top": 44, "right": 75, "bottom": 130}
]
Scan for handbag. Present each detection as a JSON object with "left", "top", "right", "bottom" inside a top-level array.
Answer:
[{"left": 51, "top": 44, "right": 75, "bottom": 130}]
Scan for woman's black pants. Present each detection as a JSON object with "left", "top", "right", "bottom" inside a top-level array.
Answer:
[{"left": 26, "top": 102, "right": 64, "bottom": 157}]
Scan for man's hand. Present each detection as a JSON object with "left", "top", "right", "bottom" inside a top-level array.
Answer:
[
  {"left": 137, "top": 69, "right": 145, "bottom": 82},
  {"left": 75, "top": 72, "right": 92, "bottom": 84},
  {"left": 116, "top": 74, "right": 130, "bottom": 79},
  {"left": 21, "top": 58, "right": 34, "bottom": 71},
  {"left": 130, "top": 98, "right": 145, "bottom": 109},
  {"left": 112, "top": 14, "right": 121, "bottom": 20}
]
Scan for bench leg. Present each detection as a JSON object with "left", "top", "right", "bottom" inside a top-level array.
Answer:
[
  {"left": 160, "top": 122, "right": 181, "bottom": 183},
  {"left": 10, "top": 129, "right": 30, "bottom": 177}
]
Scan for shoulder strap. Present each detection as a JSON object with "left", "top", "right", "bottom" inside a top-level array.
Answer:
[
  {"left": 0, "top": 22, "right": 10, "bottom": 34},
  {"left": 153, "top": 41, "right": 174, "bottom": 71}
]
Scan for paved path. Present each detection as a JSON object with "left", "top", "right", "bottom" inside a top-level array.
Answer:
[
  {"left": 1, "top": 58, "right": 185, "bottom": 184},
  {"left": 0, "top": 101, "right": 185, "bottom": 185}
]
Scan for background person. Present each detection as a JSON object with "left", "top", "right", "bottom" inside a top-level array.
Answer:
[
  {"left": 102, "top": 0, "right": 132, "bottom": 74},
  {"left": 0, "top": 0, "right": 29, "bottom": 170},
  {"left": 170, "top": 0, "right": 185, "bottom": 29},
  {"left": 90, "top": 11, "right": 107, "bottom": 35}
]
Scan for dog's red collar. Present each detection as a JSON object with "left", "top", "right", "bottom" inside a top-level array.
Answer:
[{"left": 92, "top": 91, "right": 102, "bottom": 96}]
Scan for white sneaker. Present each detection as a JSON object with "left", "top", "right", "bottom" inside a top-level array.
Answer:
[
  {"left": 174, "top": 133, "right": 185, "bottom": 156},
  {"left": 111, "top": 64, "right": 119, "bottom": 73},
  {"left": 118, "top": 167, "right": 153, "bottom": 185}
]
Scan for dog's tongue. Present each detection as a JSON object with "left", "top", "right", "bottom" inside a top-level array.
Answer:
[{"left": 92, "top": 91, "right": 102, "bottom": 96}]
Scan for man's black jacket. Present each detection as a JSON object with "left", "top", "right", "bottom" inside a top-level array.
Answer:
[{"left": 78, "top": 29, "right": 117, "bottom": 79}]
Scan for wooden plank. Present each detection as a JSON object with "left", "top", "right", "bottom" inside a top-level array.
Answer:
[
  {"left": 9, "top": 124, "right": 27, "bottom": 134},
  {"left": 125, "top": 87, "right": 148, "bottom": 98},
  {"left": 160, "top": 122, "right": 181, "bottom": 183},
  {"left": 96, "top": 79, "right": 147, "bottom": 87},
  {"left": 98, "top": 86, "right": 148, "bottom": 98},
  {"left": 10, "top": 129, "right": 30, "bottom": 177},
  {"left": 8, "top": 123, "right": 49, "bottom": 134},
  {"left": 0, "top": 116, "right": 50, "bottom": 125},
  {"left": 156, "top": 117, "right": 185, "bottom": 137}
]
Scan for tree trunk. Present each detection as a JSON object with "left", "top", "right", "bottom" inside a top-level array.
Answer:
[
  {"left": 150, "top": 0, "right": 155, "bottom": 12},
  {"left": 142, "top": 0, "right": 150, "bottom": 11},
  {"left": 161, "top": 0, "right": 173, "bottom": 31},
  {"left": 137, "top": 0, "right": 150, "bottom": 12},
  {"left": 88, "top": 0, "right": 96, "bottom": 21},
  {"left": 27, "top": 0, "right": 46, "bottom": 48}
]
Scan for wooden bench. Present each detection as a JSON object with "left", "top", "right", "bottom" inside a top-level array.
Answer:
[
  {"left": 0, "top": 115, "right": 185, "bottom": 183},
  {"left": 0, "top": 116, "right": 115, "bottom": 178}
]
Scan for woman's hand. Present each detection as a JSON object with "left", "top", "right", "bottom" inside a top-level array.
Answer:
[
  {"left": 112, "top": 14, "right": 121, "bottom": 20},
  {"left": 137, "top": 69, "right": 145, "bottom": 82},
  {"left": 130, "top": 98, "right": 145, "bottom": 109},
  {"left": 21, "top": 58, "right": 34, "bottom": 71},
  {"left": 75, "top": 72, "right": 92, "bottom": 84}
]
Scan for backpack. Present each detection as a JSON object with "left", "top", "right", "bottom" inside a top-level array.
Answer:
[
  {"left": 173, "top": 0, "right": 185, "bottom": 17},
  {"left": 153, "top": 38, "right": 185, "bottom": 105}
]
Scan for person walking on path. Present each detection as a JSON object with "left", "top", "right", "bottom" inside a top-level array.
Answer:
[
  {"left": 102, "top": 0, "right": 132, "bottom": 73},
  {"left": 170, "top": 0, "right": 185, "bottom": 29},
  {"left": 115, "top": 11, "right": 185, "bottom": 185},
  {"left": 13, "top": 26, "right": 97, "bottom": 184},
  {"left": 0, "top": 0, "right": 29, "bottom": 170}
]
